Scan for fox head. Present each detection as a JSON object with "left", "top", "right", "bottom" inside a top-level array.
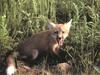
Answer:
[{"left": 48, "top": 19, "right": 72, "bottom": 46}]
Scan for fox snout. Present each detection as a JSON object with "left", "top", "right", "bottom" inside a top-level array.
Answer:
[
  {"left": 57, "top": 37, "right": 64, "bottom": 46},
  {"left": 58, "top": 37, "right": 62, "bottom": 40},
  {"left": 55, "top": 30, "right": 65, "bottom": 46}
]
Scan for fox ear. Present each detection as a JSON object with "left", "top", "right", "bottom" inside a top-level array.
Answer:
[
  {"left": 64, "top": 19, "right": 72, "bottom": 30},
  {"left": 48, "top": 21, "right": 56, "bottom": 29}
]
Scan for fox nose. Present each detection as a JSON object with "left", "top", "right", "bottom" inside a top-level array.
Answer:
[{"left": 58, "top": 37, "right": 62, "bottom": 40}]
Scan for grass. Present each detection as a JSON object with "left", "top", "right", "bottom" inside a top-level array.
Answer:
[{"left": 0, "top": 0, "right": 100, "bottom": 75}]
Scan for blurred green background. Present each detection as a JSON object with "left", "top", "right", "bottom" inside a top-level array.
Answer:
[{"left": 0, "top": 0, "right": 100, "bottom": 74}]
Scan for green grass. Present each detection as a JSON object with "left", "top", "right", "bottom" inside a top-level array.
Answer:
[{"left": 0, "top": 0, "right": 100, "bottom": 75}]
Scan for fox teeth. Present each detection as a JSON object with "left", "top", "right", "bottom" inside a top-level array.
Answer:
[{"left": 59, "top": 39, "right": 64, "bottom": 46}]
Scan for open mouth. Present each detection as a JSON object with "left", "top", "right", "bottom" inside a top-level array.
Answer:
[{"left": 57, "top": 37, "right": 64, "bottom": 46}]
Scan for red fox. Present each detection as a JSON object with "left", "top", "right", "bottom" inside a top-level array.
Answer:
[
  {"left": 6, "top": 19, "right": 72, "bottom": 75},
  {"left": 18, "top": 19, "right": 72, "bottom": 60}
]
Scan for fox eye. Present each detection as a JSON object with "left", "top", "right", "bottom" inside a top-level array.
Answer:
[
  {"left": 54, "top": 31, "right": 58, "bottom": 34},
  {"left": 62, "top": 31, "right": 65, "bottom": 33}
]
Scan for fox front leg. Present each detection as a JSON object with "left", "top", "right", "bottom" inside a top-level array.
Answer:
[
  {"left": 32, "top": 49, "right": 39, "bottom": 60},
  {"left": 51, "top": 43, "right": 60, "bottom": 55}
]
